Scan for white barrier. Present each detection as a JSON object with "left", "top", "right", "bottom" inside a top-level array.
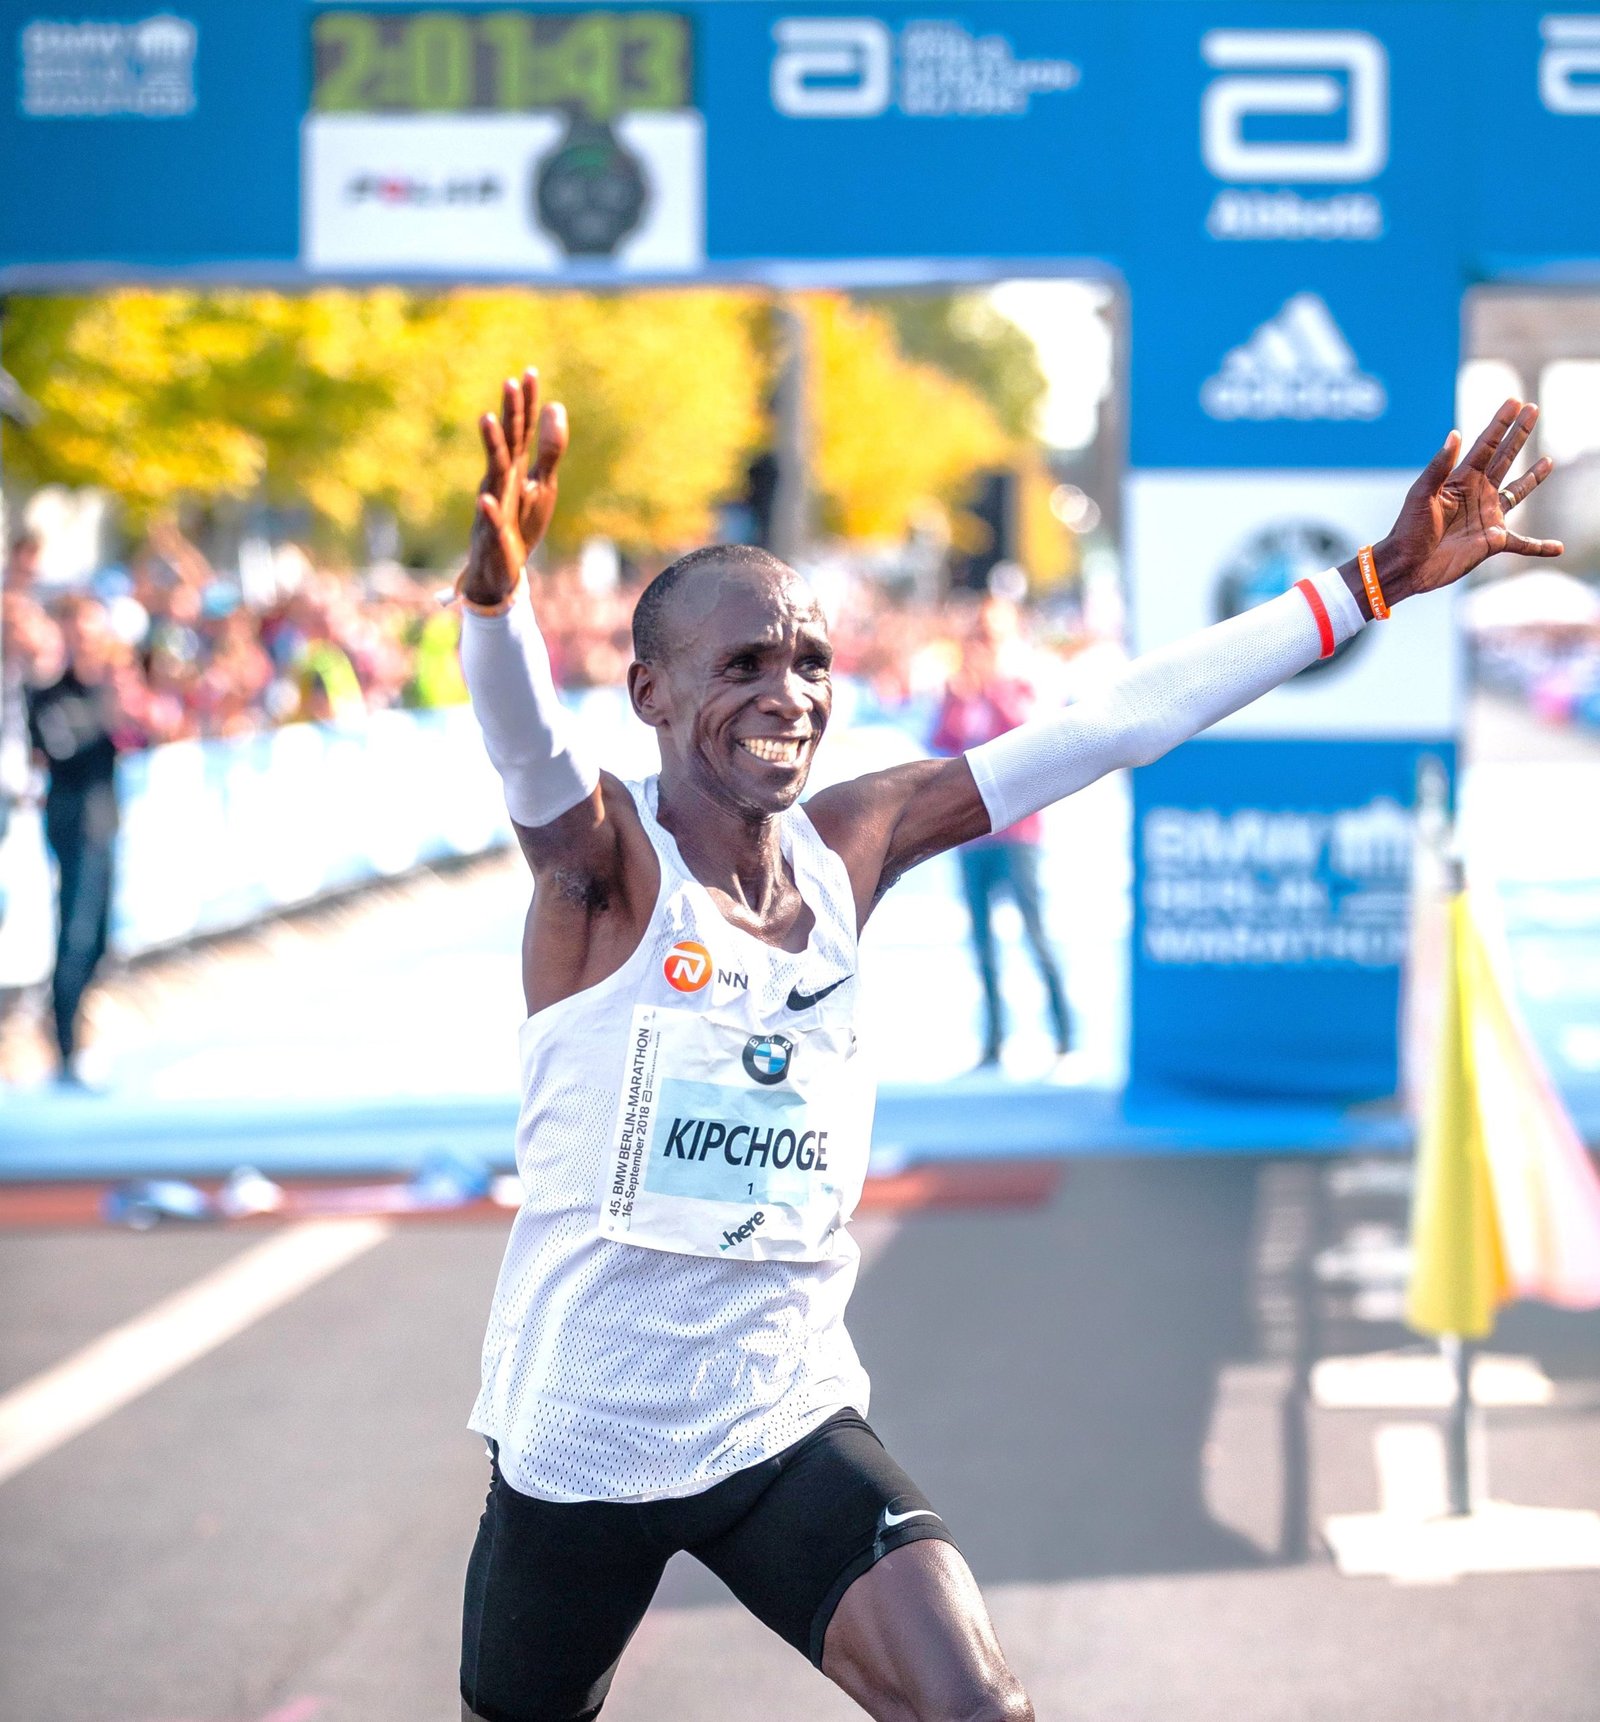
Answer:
[
  {"left": 2, "top": 684, "right": 914, "bottom": 971},
  {"left": 111, "top": 707, "right": 514, "bottom": 956}
]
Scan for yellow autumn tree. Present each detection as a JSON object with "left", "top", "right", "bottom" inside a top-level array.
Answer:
[
  {"left": 1, "top": 287, "right": 769, "bottom": 560},
  {"left": 389, "top": 288, "right": 770, "bottom": 558},
  {"left": 799, "top": 293, "right": 1011, "bottom": 541},
  {"left": 1016, "top": 455, "right": 1079, "bottom": 590},
  {"left": 3, "top": 286, "right": 1050, "bottom": 568}
]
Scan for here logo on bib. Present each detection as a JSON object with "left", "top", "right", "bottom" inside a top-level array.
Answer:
[{"left": 601, "top": 1004, "right": 872, "bottom": 1261}]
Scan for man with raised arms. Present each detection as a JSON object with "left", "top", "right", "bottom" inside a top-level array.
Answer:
[{"left": 456, "top": 369, "right": 1557, "bottom": 1722}]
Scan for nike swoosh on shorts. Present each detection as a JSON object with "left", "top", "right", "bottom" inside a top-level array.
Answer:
[
  {"left": 786, "top": 976, "right": 852, "bottom": 1011},
  {"left": 879, "top": 1506, "right": 941, "bottom": 1531}
]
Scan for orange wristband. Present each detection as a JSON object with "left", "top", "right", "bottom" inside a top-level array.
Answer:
[
  {"left": 1357, "top": 545, "right": 1389, "bottom": 620},
  {"left": 454, "top": 565, "right": 522, "bottom": 617}
]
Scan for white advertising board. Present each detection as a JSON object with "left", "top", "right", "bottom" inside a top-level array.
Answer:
[
  {"left": 1127, "top": 469, "right": 1461, "bottom": 739},
  {"left": 303, "top": 112, "right": 703, "bottom": 275}
]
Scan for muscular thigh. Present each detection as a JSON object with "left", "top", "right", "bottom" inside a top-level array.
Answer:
[
  {"left": 821, "top": 1538, "right": 1027, "bottom": 1722},
  {"left": 460, "top": 1454, "right": 667, "bottom": 1722},
  {"left": 688, "top": 1412, "right": 957, "bottom": 1669}
]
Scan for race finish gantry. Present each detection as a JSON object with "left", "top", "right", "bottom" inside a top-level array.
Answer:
[{"left": 5, "top": 1, "right": 1599, "bottom": 1154}]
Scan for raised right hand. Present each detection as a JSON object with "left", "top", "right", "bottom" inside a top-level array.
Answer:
[
  {"left": 1368, "top": 399, "right": 1562, "bottom": 609},
  {"left": 460, "top": 369, "right": 569, "bottom": 607}
]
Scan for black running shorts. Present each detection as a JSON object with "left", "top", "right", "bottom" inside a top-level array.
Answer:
[{"left": 460, "top": 1410, "right": 956, "bottom": 1722}]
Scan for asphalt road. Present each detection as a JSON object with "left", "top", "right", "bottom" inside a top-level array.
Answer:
[
  {"left": 5, "top": 1156, "right": 1599, "bottom": 1722},
  {"left": 4, "top": 688, "right": 1599, "bottom": 1718}
]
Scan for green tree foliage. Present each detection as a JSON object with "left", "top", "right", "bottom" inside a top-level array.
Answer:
[
  {"left": 800, "top": 292, "right": 1011, "bottom": 541},
  {"left": 2, "top": 291, "right": 404, "bottom": 532},
  {"left": 1, "top": 288, "right": 770, "bottom": 560},
  {"left": 2, "top": 286, "right": 1054, "bottom": 568},
  {"left": 861, "top": 291, "right": 1048, "bottom": 442}
]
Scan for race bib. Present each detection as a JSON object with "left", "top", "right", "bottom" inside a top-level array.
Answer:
[{"left": 601, "top": 1004, "right": 872, "bottom": 1260}]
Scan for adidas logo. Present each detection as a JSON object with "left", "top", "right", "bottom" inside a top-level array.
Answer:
[{"left": 1200, "top": 293, "right": 1386, "bottom": 423}]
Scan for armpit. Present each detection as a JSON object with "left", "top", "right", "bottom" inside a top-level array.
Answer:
[{"left": 549, "top": 866, "right": 612, "bottom": 912}]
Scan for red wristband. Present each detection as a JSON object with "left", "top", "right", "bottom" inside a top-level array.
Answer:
[{"left": 1295, "top": 577, "right": 1336, "bottom": 659}]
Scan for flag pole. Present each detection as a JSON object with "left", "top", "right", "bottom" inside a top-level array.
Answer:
[
  {"left": 1439, "top": 846, "right": 1479, "bottom": 1520},
  {"left": 1443, "top": 1331, "right": 1476, "bottom": 1515}
]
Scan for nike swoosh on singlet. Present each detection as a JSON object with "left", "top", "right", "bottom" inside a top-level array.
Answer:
[
  {"left": 879, "top": 1506, "right": 941, "bottom": 1531},
  {"left": 786, "top": 976, "right": 852, "bottom": 1012}
]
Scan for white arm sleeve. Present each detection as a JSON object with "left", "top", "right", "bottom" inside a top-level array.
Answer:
[
  {"left": 459, "top": 583, "right": 599, "bottom": 828},
  {"left": 967, "top": 566, "right": 1365, "bottom": 832}
]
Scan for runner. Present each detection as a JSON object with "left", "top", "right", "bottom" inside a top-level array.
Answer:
[{"left": 456, "top": 371, "right": 1558, "bottom": 1722}]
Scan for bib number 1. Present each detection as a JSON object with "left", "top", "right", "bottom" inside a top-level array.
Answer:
[{"left": 601, "top": 1004, "right": 871, "bottom": 1261}]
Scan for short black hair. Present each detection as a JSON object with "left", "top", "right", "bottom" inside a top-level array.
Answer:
[{"left": 631, "top": 543, "right": 793, "bottom": 664}]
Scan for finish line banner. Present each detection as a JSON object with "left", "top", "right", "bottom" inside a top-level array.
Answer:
[{"left": 6, "top": 4, "right": 1600, "bottom": 286}]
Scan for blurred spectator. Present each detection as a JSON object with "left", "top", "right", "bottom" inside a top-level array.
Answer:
[
  {"left": 282, "top": 584, "right": 366, "bottom": 724},
  {"left": 193, "top": 607, "right": 274, "bottom": 736},
  {"left": 144, "top": 575, "right": 204, "bottom": 668},
  {"left": 6, "top": 530, "right": 42, "bottom": 597},
  {"left": 24, "top": 595, "right": 141, "bottom": 1085},
  {"left": 1473, "top": 616, "right": 1600, "bottom": 729},
  {"left": 932, "top": 597, "right": 1073, "bottom": 1070},
  {"left": 404, "top": 602, "right": 469, "bottom": 709},
  {"left": 2, "top": 590, "right": 61, "bottom": 801}
]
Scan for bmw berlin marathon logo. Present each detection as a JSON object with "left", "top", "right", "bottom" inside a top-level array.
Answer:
[
  {"left": 742, "top": 1035, "right": 795, "bottom": 1087},
  {"left": 1215, "top": 523, "right": 1364, "bottom": 677}
]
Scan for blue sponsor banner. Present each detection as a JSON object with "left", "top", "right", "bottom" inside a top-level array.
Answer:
[
  {"left": 702, "top": 1, "right": 1129, "bottom": 270},
  {"left": 1469, "top": 3, "right": 1600, "bottom": 281},
  {"left": 3, "top": 1, "right": 303, "bottom": 277},
  {"left": 6, "top": 0, "right": 1576, "bottom": 1121},
  {"left": 1127, "top": 259, "right": 1461, "bottom": 471},
  {"left": 1121, "top": 2, "right": 1462, "bottom": 468},
  {"left": 4, "top": 2, "right": 1600, "bottom": 286},
  {"left": 1130, "top": 737, "right": 1456, "bottom": 1102}
]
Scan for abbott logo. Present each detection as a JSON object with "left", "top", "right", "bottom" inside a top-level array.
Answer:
[
  {"left": 1201, "top": 294, "right": 1386, "bottom": 423},
  {"left": 771, "top": 17, "right": 1076, "bottom": 119},
  {"left": 1541, "top": 16, "right": 1600, "bottom": 114},
  {"left": 771, "top": 18, "right": 891, "bottom": 117},
  {"left": 1202, "top": 30, "right": 1388, "bottom": 182}
]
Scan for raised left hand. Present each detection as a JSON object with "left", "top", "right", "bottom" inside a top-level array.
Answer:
[
  {"left": 1376, "top": 399, "right": 1563, "bottom": 604},
  {"left": 460, "top": 368, "right": 569, "bottom": 608}
]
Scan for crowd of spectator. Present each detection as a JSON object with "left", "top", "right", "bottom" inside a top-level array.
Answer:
[
  {"left": 4, "top": 521, "right": 1113, "bottom": 773},
  {"left": 1473, "top": 625, "right": 1600, "bottom": 729},
  {"left": 3, "top": 516, "right": 1112, "bottom": 1086},
  {"left": 3, "top": 522, "right": 471, "bottom": 754},
  {"left": 528, "top": 552, "right": 1105, "bottom": 717}
]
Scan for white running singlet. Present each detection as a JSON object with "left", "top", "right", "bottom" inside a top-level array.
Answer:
[{"left": 469, "top": 778, "right": 875, "bottom": 1503}]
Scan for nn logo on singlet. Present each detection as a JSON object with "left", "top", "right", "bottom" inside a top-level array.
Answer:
[
  {"left": 663, "top": 940, "right": 747, "bottom": 995},
  {"left": 720, "top": 1209, "right": 765, "bottom": 1250},
  {"left": 663, "top": 940, "right": 711, "bottom": 992}
]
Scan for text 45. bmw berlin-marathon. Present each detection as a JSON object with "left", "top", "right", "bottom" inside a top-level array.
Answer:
[{"left": 7, "top": 4, "right": 1600, "bottom": 1109}]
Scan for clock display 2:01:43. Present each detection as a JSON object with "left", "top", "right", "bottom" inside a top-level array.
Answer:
[{"left": 311, "top": 8, "right": 692, "bottom": 122}]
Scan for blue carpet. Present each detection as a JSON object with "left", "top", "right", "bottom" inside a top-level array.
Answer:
[{"left": 0, "top": 1079, "right": 1430, "bottom": 1182}]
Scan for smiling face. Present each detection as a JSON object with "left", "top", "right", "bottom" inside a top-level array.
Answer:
[{"left": 628, "top": 561, "right": 832, "bottom": 818}]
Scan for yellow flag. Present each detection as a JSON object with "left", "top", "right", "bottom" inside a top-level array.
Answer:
[
  {"left": 1461, "top": 894, "right": 1600, "bottom": 1309},
  {"left": 1406, "top": 894, "right": 1511, "bottom": 1340}
]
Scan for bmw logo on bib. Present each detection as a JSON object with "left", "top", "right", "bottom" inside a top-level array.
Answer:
[{"left": 742, "top": 1034, "right": 795, "bottom": 1086}]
